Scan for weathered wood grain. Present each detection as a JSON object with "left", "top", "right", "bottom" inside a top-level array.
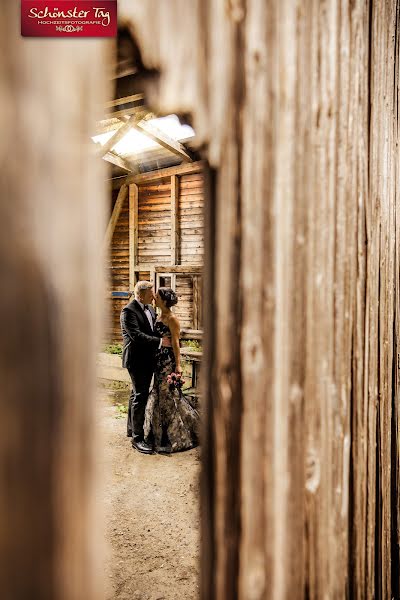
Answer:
[
  {"left": 129, "top": 184, "right": 139, "bottom": 289},
  {"left": 0, "top": 4, "right": 110, "bottom": 599},
  {"left": 117, "top": 3, "right": 400, "bottom": 599}
]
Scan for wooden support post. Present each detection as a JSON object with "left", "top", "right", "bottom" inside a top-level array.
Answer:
[
  {"left": 104, "top": 93, "right": 144, "bottom": 109},
  {"left": 171, "top": 175, "right": 179, "bottom": 265},
  {"left": 103, "top": 184, "right": 128, "bottom": 247},
  {"left": 192, "top": 275, "right": 200, "bottom": 329},
  {"left": 129, "top": 184, "right": 138, "bottom": 290}
]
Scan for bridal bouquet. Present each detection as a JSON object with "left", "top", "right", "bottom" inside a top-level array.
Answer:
[{"left": 167, "top": 372, "right": 185, "bottom": 391}]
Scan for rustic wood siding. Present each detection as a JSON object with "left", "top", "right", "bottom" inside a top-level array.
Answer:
[
  {"left": 107, "top": 166, "right": 205, "bottom": 340},
  {"left": 120, "top": 1, "right": 400, "bottom": 599},
  {"left": 175, "top": 275, "right": 194, "bottom": 329},
  {"left": 138, "top": 177, "right": 172, "bottom": 265},
  {"left": 179, "top": 173, "right": 205, "bottom": 265},
  {"left": 108, "top": 190, "right": 130, "bottom": 341}
]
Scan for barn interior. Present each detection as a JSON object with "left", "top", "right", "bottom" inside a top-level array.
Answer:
[{"left": 96, "top": 27, "right": 205, "bottom": 392}]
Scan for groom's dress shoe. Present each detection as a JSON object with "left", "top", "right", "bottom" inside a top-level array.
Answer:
[{"left": 132, "top": 440, "right": 154, "bottom": 454}]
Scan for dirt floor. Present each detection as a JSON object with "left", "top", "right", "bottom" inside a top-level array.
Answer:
[{"left": 98, "top": 388, "right": 200, "bottom": 600}]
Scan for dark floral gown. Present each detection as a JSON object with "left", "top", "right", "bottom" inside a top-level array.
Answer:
[{"left": 144, "top": 321, "right": 199, "bottom": 452}]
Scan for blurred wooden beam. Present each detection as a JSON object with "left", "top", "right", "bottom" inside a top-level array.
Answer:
[
  {"left": 107, "top": 105, "right": 145, "bottom": 120},
  {"left": 102, "top": 151, "right": 134, "bottom": 173},
  {"left": 104, "top": 93, "right": 144, "bottom": 109}
]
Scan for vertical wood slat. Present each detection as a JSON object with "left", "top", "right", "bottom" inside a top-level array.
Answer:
[
  {"left": 104, "top": 184, "right": 128, "bottom": 247},
  {"left": 370, "top": 3, "right": 398, "bottom": 598},
  {"left": 107, "top": 188, "right": 130, "bottom": 341},
  {"left": 150, "top": 266, "right": 156, "bottom": 287},
  {"left": 171, "top": 273, "right": 177, "bottom": 291},
  {"left": 192, "top": 275, "right": 200, "bottom": 329},
  {"left": 394, "top": 1, "right": 400, "bottom": 589},
  {"left": 129, "top": 183, "right": 138, "bottom": 289},
  {"left": 171, "top": 174, "right": 179, "bottom": 265}
]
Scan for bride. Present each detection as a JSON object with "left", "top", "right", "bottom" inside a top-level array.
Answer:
[{"left": 144, "top": 287, "right": 199, "bottom": 454}]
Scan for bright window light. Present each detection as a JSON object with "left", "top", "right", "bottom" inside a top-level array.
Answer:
[
  {"left": 92, "top": 114, "right": 195, "bottom": 156},
  {"left": 150, "top": 114, "right": 195, "bottom": 142}
]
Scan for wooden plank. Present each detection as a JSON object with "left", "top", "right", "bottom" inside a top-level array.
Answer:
[
  {"left": 104, "top": 93, "right": 144, "bottom": 108},
  {"left": 180, "top": 348, "right": 202, "bottom": 362},
  {"left": 192, "top": 275, "right": 201, "bottom": 329},
  {"left": 138, "top": 204, "right": 172, "bottom": 212},
  {"left": 179, "top": 195, "right": 205, "bottom": 205},
  {"left": 103, "top": 151, "right": 134, "bottom": 173},
  {"left": 126, "top": 161, "right": 205, "bottom": 185},
  {"left": 129, "top": 184, "right": 138, "bottom": 289},
  {"left": 134, "top": 120, "right": 192, "bottom": 162},
  {"left": 138, "top": 236, "right": 172, "bottom": 244},
  {"left": 139, "top": 196, "right": 172, "bottom": 205},
  {"left": 171, "top": 175, "right": 179, "bottom": 264},
  {"left": 155, "top": 265, "right": 203, "bottom": 274},
  {"left": 138, "top": 180, "right": 202, "bottom": 194},
  {"left": 180, "top": 328, "right": 203, "bottom": 341},
  {"left": 106, "top": 105, "right": 146, "bottom": 120},
  {"left": 103, "top": 184, "right": 128, "bottom": 247}
]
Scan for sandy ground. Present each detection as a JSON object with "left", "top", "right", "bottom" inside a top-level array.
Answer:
[{"left": 98, "top": 389, "right": 200, "bottom": 600}]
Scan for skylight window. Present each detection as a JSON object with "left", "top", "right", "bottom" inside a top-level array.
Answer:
[{"left": 92, "top": 114, "right": 195, "bottom": 156}]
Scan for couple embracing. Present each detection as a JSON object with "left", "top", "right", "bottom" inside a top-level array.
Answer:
[{"left": 120, "top": 281, "right": 199, "bottom": 455}]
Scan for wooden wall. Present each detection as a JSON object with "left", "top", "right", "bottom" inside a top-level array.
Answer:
[
  {"left": 108, "top": 188, "right": 130, "bottom": 341},
  {"left": 138, "top": 176, "right": 172, "bottom": 266},
  {"left": 108, "top": 164, "right": 205, "bottom": 339},
  {"left": 178, "top": 173, "right": 205, "bottom": 266},
  {"left": 120, "top": 1, "right": 400, "bottom": 599}
]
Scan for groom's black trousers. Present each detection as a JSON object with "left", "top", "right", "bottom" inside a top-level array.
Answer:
[{"left": 127, "top": 369, "right": 152, "bottom": 441}]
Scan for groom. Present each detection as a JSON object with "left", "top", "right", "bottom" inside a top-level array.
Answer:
[{"left": 120, "top": 280, "right": 171, "bottom": 454}]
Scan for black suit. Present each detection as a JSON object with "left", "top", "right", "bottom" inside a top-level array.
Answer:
[{"left": 120, "top": 299, "right": 161, "bottom": 440}]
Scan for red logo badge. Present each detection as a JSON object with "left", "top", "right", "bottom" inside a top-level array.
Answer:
[{"left": 21, "top": 0, "right": 117, "bottom": 37}]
